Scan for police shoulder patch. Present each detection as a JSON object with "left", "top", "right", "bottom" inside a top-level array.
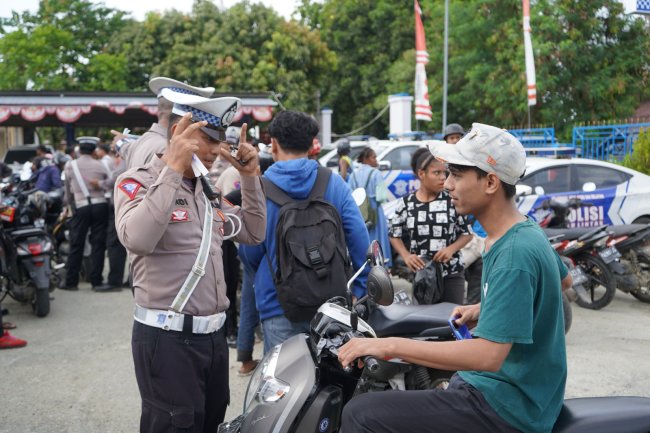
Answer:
[{"left": 118, "top": 179, "right": 141, "bottom": 200}]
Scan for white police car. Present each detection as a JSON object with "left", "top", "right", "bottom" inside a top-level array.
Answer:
[
  {"left": 320, "top": 140, "right": 444, "bottom": 201},
  {"left": 516, "top": 157, "right": 650, "bottom": 227}
]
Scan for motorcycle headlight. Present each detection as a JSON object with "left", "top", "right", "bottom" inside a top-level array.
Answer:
[{"left": 243, "top": 345, "right": 290, "bottom": 413}]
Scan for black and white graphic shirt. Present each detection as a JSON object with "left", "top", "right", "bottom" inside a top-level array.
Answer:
[{"left": 389, "top": 190, "right": 471, "bottom": 276}]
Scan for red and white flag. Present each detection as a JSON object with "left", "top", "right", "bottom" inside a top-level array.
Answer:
[
  {"left": 414, "top": 0, "right": 432, "bottom": 121},
  {"left": 523, "top": 0, "right": 537, "bottom": 106}
]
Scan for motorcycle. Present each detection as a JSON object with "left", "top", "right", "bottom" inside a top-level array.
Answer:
[
  {"left": 524, "top": 193, "right": 617, "bottom": 310},
  {"left": 219, "top": 241, "right": 464, "bottom": 433},
  {"left": 604, "top": 224, "right": 650, "bottom": 303},
  {"left": 0, "top": 177, "right": 56, "bottom": 317},
  {"left": 220, "top": 241, "right": 650, "bottom": 433}
]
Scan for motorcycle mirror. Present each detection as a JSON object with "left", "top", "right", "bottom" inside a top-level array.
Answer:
[
  {"left": 351, "top": 188, "right": 367, "bottom": 207},
  {"left": 366, "top": 240, "right": 385, "bottom": 267},
  {"left": 367, "top": 266, "right": 394, "bottom": 306},
  {"left": 515, "top": 184, "right": 533, "bottom": 197},
  {"left": 582, "top": 182, "right": 596, "bottom": 192}
]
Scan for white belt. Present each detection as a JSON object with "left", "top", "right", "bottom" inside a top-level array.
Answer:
[
  {"left": 133, "top": 305, "right": 226, "bottom": 334},
  {"left": 75, "top": 197, "right": 107, "bottom": 208}
]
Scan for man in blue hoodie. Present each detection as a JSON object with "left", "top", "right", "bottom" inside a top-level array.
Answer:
[{"left": 239, "top": 111, "right": 370, "bottom": 353}]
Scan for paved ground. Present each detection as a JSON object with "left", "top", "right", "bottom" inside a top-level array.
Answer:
[{"left": 1, "top": 280, "right": 649, "bottom": 433}]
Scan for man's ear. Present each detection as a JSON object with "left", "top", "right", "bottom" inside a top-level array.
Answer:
[
  {"left": 271, "top": 138, "right": 279, "bottom": 157},
  {"left": 484, "top": 172, "right": 501, "bottom": 196}
]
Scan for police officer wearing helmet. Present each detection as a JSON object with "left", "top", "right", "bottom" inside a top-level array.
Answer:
[
  {"left": 61, "top": 136, "right": 113, "bottom": 291},
  {"left": 443, "top": 123, "right": 465, "bottom": 145},
  {"left": 114, "top": 87, "right": 266, "bottom": 432}
]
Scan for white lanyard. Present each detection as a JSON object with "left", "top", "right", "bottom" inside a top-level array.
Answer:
[
  {"left": 168, "top": 194, "right": 214, "bottom": 314},
  {"left": 70, "top": 160, "right": 91, "bottom": 203}
]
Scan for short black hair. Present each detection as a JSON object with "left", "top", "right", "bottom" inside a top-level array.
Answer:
[
  {"left": 37, "top": 145, "right": 49, "bottom": 154},
  {"left": 268, "top": 111, "right": 319, "bottom": 154},
  {"left": 410, "top": 148, "right": 431, "bottom": 174},
  {"left": 447, "top": 164, "right": 516, "bottom": 199},
  {"left": 357, "top": 146, "right": 375, "bottom": 163}
]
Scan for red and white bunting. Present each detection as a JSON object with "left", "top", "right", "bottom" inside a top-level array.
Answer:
[
  {"left": 523, "top": 0, "right": 537, "bottom": 106},
  {"left": 414, "top": 0, "right": 432, "bottom": 121}
]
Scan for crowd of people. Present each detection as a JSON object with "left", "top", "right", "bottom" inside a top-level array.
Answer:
[{"left": 0, "top": 75, "right": 572, "bottom": 433}]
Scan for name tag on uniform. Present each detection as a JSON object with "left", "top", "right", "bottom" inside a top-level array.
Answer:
[{"left": 171, "top": 209, "right": 190, "bottom": 222}]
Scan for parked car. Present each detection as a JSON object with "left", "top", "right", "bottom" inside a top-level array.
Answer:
[
  {"left": 319, "top": 140, "right": 445, "bottom": 201},
  {"left": 516, "top": 157, "right": 650, "bottom": 227}
]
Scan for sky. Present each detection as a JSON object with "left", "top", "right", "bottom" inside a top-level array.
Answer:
[{"left": 0, "top": 0, "right": 303, "bottom": 21}]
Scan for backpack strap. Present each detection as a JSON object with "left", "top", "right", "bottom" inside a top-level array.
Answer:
[
  {"left": 310, "top": 166, "right": 332, "bottom": 200},
  {"left": 262, "top": 166, "right": 332, "bottom": 206}
]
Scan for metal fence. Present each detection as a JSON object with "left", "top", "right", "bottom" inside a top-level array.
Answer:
[
  {"left": 573, "top": 122, "right": 650, "bottom": 161},
  {"left": 509, "top": 127, "right": 557, "bottom": 147}
]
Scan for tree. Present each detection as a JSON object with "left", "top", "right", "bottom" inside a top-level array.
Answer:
[
  {"left": 298, "top": 0, "right": 650, "bottom": 137},
  {"left": 0, "top": 0, "right": 131, "bottom": 91},
  {"left": 108, "top": 1, "right": 336, "bottom": 112}
]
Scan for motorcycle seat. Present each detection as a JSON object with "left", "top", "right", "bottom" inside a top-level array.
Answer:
[
  {"left": 553, "top": 396, "right": 650, "bottom": 433},
  {"left": 544, "top": 224, "right": 648, "bottom": 242},
  {"left": 368, "top": 302, "right": 456, "bottom": 337},
  {"left": 9, "top": 227, "right": 47, "bottom": 238}
]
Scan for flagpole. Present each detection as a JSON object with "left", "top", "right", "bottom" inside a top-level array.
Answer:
[{"left": 442, "top": 0, "right": 449, "bottom": 132}]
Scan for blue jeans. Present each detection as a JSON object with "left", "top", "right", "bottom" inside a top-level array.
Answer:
[
  {"left": 236, "top": 265, "right": 260, "bottom": 362},
  {"left": 262, "top": 315, "right": 310, "bottom": 354}
]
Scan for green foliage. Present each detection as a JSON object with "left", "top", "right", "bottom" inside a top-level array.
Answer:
[{"left": 620, "top": 129, "right": 650, "bottom": 175}]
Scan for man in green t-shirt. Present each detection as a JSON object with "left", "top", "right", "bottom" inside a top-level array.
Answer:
[{"left": 339, "top": 123, "right": 572, "bottom": 433}]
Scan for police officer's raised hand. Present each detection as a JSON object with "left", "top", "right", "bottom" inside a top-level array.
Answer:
[
  {"left": 165, "top": 113, "right": 207, "bottom": 175},
  {"left": 219, "top": 123, "right": 259, "bottom": 177}
]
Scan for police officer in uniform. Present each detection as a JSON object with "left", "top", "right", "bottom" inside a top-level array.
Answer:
[
  {"left": 61, "top": 137, "right": 114, "bottom": 292},
  {"left": 120, "top": 77, "right": 215, "bottom": 170},
  {"left": 114, "top": 87, "right": 266, "bottom": 433}
]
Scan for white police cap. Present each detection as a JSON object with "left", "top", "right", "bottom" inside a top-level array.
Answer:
[
  {"left": 77, "top": 136, "right": 100, "bottom": 151},
  {"left": 161, "top": 88, "right": 241, "bottom": 141},
  {"left": 149, "top": 77, "right": 215, "bottom": 99}
]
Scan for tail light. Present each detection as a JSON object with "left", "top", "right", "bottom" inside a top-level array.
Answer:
[
  {"left": 16, "top": 238, "right": 52, "bottom": 256},
  {"left": 607, "top": 235, "right": 628, "bottom": 247},
  {"left": 0, "top": 207, "right": 16, "bottom": 223}
]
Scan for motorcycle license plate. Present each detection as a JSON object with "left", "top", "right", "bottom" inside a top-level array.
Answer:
[
  {"left": 599, "top": 246, "right": 622, "bottom": 264},
  {"left": 570, "top": 266, "right": 589, "bottom": 286}
]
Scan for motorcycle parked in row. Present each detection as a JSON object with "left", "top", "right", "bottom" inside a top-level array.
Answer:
[
  {"left": 0, "top": 177, "right": 56, "bottom": 317},
  {"left": 535, "top": 194, "right": 650, "bottom": 308}
]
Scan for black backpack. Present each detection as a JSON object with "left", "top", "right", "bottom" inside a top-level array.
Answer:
[{"left": 263, "top": 167, "right": 353, "bottom": 322}]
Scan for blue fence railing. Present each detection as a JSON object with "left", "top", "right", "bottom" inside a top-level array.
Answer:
[
  {"left": 509, "top": 128, "right": 557, "bottom": 147},
  {"left": 573, "top": 123, "right": 650, "bottom": 161}
]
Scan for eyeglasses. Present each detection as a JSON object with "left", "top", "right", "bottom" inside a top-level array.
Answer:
[{"left": 432, "top": 170, "right": 450, "bottom": 178}]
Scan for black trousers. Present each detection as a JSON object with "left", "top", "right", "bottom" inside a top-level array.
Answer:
[
  {"left": 441, "top": 272, "right": 466, "bottom": 305},
  {"left": 341, "top": 374, "right": 521, "bottom": 433},
  {"left": 106, "top": 205, "right": 127, "bottom": 286},
  {"left": 132, "top": 321, "right": 229, "bottom": 433},
  {"left": 464, "top": 258, "right": 483, "bottom": 305},
  {"left": 222, "top": 239, "right": 240, "bottom": 337},
  {"left": 65, "top": 203, "right": 108, "bottom": 287}
]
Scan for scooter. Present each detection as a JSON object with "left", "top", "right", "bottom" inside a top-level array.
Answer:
[
  {"left": 219, "top": 241, "right": 462, "bottom": 433},
  {"left": 0, "top": 180, "right": 55, "bottom": 317},
  {"left": 604, "top": 223, "right": 650, "bottom": 303}
]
